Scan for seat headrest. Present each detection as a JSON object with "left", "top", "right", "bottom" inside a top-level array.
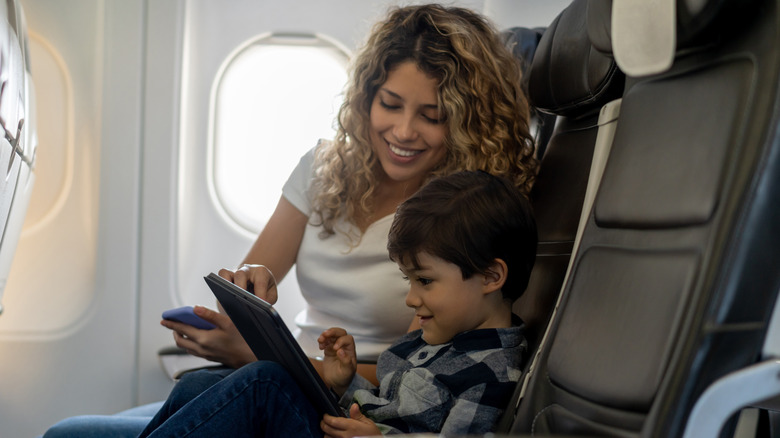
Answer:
[
  {"left": 587, "top": 0, "right": 763, "bottom": 77},
  {"left": 526, "top": 0, "right": 624, "bottom": 118},
  {"left": 501, "top": 27, "right": 545, "bottom": 93}
]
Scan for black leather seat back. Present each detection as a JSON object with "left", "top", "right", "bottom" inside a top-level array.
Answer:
[
  {"left": 510, "top": 0, "right": 780, "bottom": 436},
  {"left": 507, "top": 0, "right": 624, "bottom": 357},
  {"left": 502, "top": 26, "right": 556, "bottom": 159}
]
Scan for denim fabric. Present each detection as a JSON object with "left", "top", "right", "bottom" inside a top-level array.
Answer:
[
  {"left": 138, "top": 361, "right": 321, "bottom": 438},
  {"left": 42, "top": 367, "right": 235, "bottom": 438},
  {"left": 41, "top": 405, "right": 161, "bottom": 438},
  {"left": 140, "top": 366, "right": 236, "bottom": 434}
]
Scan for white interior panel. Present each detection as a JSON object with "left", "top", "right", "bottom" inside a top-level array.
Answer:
[
  {"left": 0, "top": 1, "right": 142, "bottom": 436},
  {"left": 484, "top": 0, "right": 572, "bottom": 29}
]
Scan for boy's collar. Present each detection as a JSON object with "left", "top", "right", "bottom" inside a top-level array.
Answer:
[{"left": 448, "top": 317, "right": 526, "bottom": 351}]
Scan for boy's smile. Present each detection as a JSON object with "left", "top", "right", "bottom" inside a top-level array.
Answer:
[{"left": 400, "top": 252, "right": 508, "bottom": 345}]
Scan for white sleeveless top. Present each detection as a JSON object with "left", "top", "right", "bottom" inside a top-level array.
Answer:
[{"left": 282, "top": 145, "right": 414, "bottom": 360}]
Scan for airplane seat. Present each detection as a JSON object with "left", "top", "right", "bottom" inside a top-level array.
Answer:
[
  {"left": 502, "top": 0, "right": 624, "bottom": 371},
  {"left": 501, "top": 26, "right": 557, "bottom": 159},
  {"left": 504, "top": 0, "right": 780, "bottom": 436}
]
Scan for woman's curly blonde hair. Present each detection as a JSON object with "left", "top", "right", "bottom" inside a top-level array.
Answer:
[{"left": 310, "top": 4, "right": 538, "bottom": 238}]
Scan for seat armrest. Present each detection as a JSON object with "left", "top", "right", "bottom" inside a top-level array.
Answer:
[
  {"left": 158, "top": 345, "right": 223, "bottom": 381},
  {"left": 683, "top": 359, "right": 780, "bottom": 438}
]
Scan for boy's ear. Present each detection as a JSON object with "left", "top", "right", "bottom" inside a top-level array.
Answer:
[{"left": 482, "top": 258, "right": 508, "bottom": 294}]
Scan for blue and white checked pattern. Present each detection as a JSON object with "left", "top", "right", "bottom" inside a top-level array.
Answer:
[{"left": 340, "top": 323, "right": 526, "bottom": 435}]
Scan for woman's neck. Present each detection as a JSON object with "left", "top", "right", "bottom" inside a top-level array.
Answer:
[{"left": 355, "top": 175, "right": 423, "bottom": 231}]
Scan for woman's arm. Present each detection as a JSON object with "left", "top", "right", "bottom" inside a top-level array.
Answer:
[
  {"left": 238, "top": 196, "right": 307, "bottom": 288},
  {"left": 162, "top": 196, "right": 308, "bottom": 368}
]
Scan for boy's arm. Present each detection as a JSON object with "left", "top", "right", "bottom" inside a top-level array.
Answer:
[
  {"left": 318, "top": 327, "right": 358, "bottom": 396},
  {"left": 439, "top": 380, "right": 518, "bottom": 435}
]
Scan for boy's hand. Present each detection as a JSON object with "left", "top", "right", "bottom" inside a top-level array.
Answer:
[
  {"left": 321, "top": 404, "right": 381, "bottom": 438},
  {"left": 318, "top": 327, "right": 357, "bottom": 395}
]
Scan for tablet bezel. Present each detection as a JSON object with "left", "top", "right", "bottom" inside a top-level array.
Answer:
[{"left": 204, "top": 273, "right": 345, "bottom": 417}]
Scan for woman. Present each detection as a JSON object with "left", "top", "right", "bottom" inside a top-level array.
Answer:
[
  {"left": 163, "top": 2, "right": 536, "bottom": 378},
  {"left": 42, "top": 4, "right": 537, "bottom": 437}
]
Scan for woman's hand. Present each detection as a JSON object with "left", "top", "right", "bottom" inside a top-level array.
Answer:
[
  {"left": 161, "top": 305, "right": 256, "bottom": 369},
  {"left": 162, "top": 197, "right": 304, "bottom": 369},
  {"left": 321, "top": 404, "right": 381, "bottom": 438},
  {"left": 318, "top": 327, "right": 357, "bottom": 396},
  {"left": 218, "top": 265, "right": 278, "bottom": 304},
  {"left": 161, "top": 265, "right": 277, "bottom": 368}
]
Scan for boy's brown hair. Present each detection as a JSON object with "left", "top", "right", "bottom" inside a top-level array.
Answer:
[{"left": 387, "top": 170, "right": 537, "bottom": 301}]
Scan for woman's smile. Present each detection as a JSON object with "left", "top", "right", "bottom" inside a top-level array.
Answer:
[{"left": 370, "top": 61, "right": 447, "bottom": 189}]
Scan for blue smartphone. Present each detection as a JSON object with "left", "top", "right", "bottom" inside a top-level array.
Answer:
[{"left": 162, "top": 306, "right": 217, "bottom": 330}]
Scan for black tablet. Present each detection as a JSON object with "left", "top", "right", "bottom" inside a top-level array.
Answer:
[{"left": 204, "top": 273, "right": 346, "bottom": 417}]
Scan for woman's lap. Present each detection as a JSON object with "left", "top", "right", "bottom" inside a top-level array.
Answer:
[
  {"left": 43, "top": 367, "right": 236, "bottom": 438},
  {"left": 41, "top": 413, "right": 155, "bottom": 438},
  {"left": 115, "top": 401, "right": 165, "bottom": 417}
]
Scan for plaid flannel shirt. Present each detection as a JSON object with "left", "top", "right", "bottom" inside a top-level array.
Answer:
[{"left": 339, "top": 322, "right": 526, "bottom": 435}]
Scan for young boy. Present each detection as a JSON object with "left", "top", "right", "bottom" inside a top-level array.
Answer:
[{"left": 139, "top": 170, "right": 537, "bottom": 437}]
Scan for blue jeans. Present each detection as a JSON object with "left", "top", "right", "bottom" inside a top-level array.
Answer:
[
  {"left": 42, "top": 367, "right": 235, "bottom": 438},
  {"left": 137, "top": 361, "right": 322, "bottom": 438},
  {"left": 40, "top": 403, "right": 163, "bottom": 438}
]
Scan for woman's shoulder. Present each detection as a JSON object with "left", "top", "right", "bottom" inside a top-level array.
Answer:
[
  {"left": 289, "top": 139, "right": 334, "bottom": 180},
  {"left": 311, "top": 138, "right": 333, "bottom": 160},
  {"left": 283, "top": 140, "right": 332, "bottom": 215}
]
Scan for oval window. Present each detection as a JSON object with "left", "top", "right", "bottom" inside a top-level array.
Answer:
[{"left": 211, "top": 34, "right": 348, "bottom": 233}]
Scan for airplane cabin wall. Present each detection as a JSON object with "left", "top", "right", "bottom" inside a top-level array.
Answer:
[
  {"left": 0, "top": 1, "right": 569, "bottom": 436},
  {"left": 0, "top": 1, "right": 143, "bottom": 437}
]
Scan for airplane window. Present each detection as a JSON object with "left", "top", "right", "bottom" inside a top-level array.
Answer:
[{"left": 211, "top": 34, "right": 348, "bottom": 233}]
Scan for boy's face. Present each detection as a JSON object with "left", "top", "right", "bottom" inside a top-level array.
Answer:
[{"left": 400, "top": 252, "right": 494, "bottom": 345}]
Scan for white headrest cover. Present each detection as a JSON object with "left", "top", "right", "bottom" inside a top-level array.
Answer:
[{"left": 611, "top": 0, "right": 676, "bottom": 77}]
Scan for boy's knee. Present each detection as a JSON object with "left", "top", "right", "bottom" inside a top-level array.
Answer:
[
  {"left": 231, "top": 361, "right": 294, "bottom": 387},
  {"left": 238, "top": 360, "right": 285, "bottom": 378}
]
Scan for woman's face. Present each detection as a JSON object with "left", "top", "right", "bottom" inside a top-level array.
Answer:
[{"left": 369, "top": 61, "right": 447, "bottom": 190}]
